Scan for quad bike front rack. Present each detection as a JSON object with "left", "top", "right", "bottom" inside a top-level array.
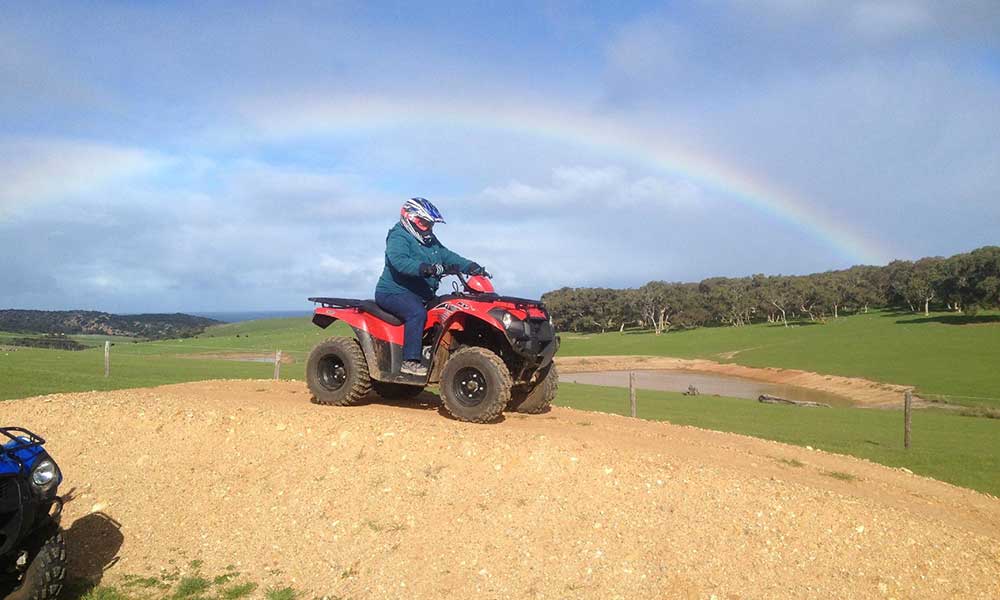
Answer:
[
  {"left": 0, "top": 427, "right": 45, "bottom": 452},
  {"left": 0, "top": 427, "right": 46, "bottom": 474}
]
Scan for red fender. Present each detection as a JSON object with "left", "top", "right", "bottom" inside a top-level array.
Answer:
[{"left": 315, "top": 306, "right": 439, "bottom": 346}]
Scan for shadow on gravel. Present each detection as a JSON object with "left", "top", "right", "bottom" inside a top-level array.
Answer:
[
  {"left": 434, "top": 404, "right": 507, "bottom": 424},
  {"left": 318, "top": 391, "right": 508, "bottom": 423},
  {"left": 62, "top": 511, "right": 124, "bottom": 596},
  {"left": 379, "top": 391, "right": 509, "bottom": 423},
  {"left": 364, "top": 392, "right": 442, "bottom": 411}
]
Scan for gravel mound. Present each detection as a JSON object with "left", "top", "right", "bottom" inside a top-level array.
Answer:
[{"left": 4, "top": 380, "right": 998, "bottom": 599}]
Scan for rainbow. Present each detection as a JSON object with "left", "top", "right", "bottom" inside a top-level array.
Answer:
[{"left": 244, "top": 95, "right": 893, "bottom": 265}]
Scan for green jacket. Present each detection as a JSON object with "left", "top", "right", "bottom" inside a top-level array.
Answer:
[{"left": 375, "top": 223, "right": 473, "bottom": 301}]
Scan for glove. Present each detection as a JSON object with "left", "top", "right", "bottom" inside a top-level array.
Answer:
[
  {"left": 443, "top": 264, "right": 463, "bottom": 275},
  {"left": 465, "top": 262, "right": 486, "bottom": 276},
  {"left": 419, "top": 263, "right": 445, "bottom": 277}
]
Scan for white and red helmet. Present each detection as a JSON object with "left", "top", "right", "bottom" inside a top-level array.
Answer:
[{"left": 400, "top": 197, "right": 446, "bottom": 244}]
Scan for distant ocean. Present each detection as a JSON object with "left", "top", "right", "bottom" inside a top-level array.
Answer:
[{"left": 191, "top": 310, "right": 312, "bottom": 323}]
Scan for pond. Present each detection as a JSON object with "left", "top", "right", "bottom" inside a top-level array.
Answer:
[{"left": 561, "top": 369, "right": 854, "bottom": 407}]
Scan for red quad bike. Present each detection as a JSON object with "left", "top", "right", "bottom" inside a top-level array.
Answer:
[{"left": 306, "top": 274, "right": 559, "bottom": 423}]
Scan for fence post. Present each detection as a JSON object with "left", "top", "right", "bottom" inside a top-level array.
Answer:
[
  {"left": 904, "top": 390, "right": 912, "bottom": 449},
  {"left": 629, "top": 371, "right": 637, "bottom": 418},
  {"left": 104, "top": 341, "right": 110, "bottom": 378},
  {"left": 273, "top": 350, "right": 282, "bottom": 380}
]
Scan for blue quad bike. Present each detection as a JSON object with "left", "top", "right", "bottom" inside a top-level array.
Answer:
[{"left": 0, "top": 428, "right": 65, "bottom": 600}]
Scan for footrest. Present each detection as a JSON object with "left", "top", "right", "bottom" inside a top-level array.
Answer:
[{"left": 388, "top": 372, "right": 428, "bottom": 386}]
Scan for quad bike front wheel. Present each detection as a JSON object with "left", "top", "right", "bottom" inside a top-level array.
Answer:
[
  {"left": 508, "top": 364, "right": 558, "bottom": 414},
  {"left": 307, "top": 337, "right": 372, "bottom": 406},
  {"left": 440, "top": 347, "right": 511, "bottom": 423},
  {"left": 372, "top": 381, "right": 425, "bottom": 400},
  {"left": 3, "top": 526, "right": 66, "bottom": 600}
]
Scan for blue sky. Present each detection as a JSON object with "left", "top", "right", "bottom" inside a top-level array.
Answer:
[{"left": 2, "top": 1, "right": 998, "bottom": 312}]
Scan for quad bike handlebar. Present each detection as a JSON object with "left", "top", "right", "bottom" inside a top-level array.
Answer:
[{"left": 452, "top": 271, "right": 495, "bottom": 295}]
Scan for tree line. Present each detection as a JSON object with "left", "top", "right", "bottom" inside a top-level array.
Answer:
[{"left": 541, "top": 245, "right": 1000, "bottom": 333}]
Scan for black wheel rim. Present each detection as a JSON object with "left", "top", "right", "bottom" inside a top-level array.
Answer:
[
  {"left": 318, "top": 355, "right": 348, "bottom": 391},
  {"left": 454, "top": 366, "right": 488, "bottom": 407}
]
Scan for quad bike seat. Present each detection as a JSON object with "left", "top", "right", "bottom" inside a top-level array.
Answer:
[{"left": 308, "top": 297, "right": 404, "bottom": 326}]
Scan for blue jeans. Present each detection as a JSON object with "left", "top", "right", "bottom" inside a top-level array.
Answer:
[{"left": 375, "top": 291, "right": 427, "bottom": 361}]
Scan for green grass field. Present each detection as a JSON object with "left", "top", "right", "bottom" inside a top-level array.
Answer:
[
  {"left": 556, "top": 382, "right": 1000, "bottom": 497},
  {"left": 4, "top": 310, "right": 997, "bottom": 404},
  {"left": 559, "top": 310, "right": 1000, "bottom": 406},
  {"left": 0, "top": 317, "right": 343, "bottom": 401}
]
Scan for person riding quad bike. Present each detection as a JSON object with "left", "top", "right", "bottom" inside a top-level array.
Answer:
[
  {"left": 306, "top": 198, "right": 559, "bottom": 423},
  {"left": 375, "top": 198, "right": 488, "bottom": 377}
]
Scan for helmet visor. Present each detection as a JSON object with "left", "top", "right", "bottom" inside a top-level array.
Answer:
[{"left": 413, "top": 216, "right": 433, "bottom": 232}]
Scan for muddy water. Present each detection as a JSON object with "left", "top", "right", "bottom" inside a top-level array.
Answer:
[{"left": 562, "top": 369, "right": 854, "bottom": 407}]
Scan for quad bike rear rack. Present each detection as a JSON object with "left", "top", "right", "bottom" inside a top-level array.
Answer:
[{"left": 308, "top": 297, "right": 365, "bottom": 308}]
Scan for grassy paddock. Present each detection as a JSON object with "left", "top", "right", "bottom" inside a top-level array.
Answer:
[
  {"left": 4, "top": 310, "right": 998, "bottom": 405},
  {"left": 557, "top": 382, "right": 1000, "bottom": 496},
  {"left": 558, "top": 310, "right": 1000, "bottom": 406},
  {"left": 0, "top": 317, "right": 344, "bottom": 400},
  {"left": 2, "top": 309, "right": 999, "bottom": 407}
]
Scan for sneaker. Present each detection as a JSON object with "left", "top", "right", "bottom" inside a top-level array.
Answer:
[{"left": 401, "top": 360, "right": 427, "bottom": 377}]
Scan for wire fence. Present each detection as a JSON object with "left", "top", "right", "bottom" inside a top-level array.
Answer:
[
  {"left": 0, "top": 338, "right": 315, "bottom": 385},
  {"left": 93, "top": 341, "right": 314, "bottom": 380},
  {"left": 101, "top": 342, "right": 313, "bottom": 358}
]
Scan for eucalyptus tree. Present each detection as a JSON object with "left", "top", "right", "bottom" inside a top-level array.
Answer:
[
  {"left": 541, "top": 246, "right": 998, "bottom": 333},
  {"left": 756, "top": 275, "right": 794, "bottom": 326}
]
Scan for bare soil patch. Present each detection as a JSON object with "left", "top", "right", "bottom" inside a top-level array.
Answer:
[
  {"left": 557, "top": 355, "right": 937, "bottom": 408},
  {"left": 4, "top": 380, "right": 999, "bottom": 599}
]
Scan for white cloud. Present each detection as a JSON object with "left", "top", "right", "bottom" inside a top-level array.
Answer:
[
  {"left": 479, "top": 166, "right": 703, "bottom": 211},
  {"left": 0, "top": 137, "right": 163, "bottom": 217},
  {"left": 318, "top": 254, "right": 384, "bottom": 279}
]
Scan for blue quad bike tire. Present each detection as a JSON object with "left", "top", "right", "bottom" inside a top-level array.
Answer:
[{"left": 3, "top": 527, "right": 66, "bottom": 600}]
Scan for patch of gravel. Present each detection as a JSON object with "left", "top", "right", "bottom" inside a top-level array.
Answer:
[{"left": 4, "top": 380, "right": 999, "bottom": 599}]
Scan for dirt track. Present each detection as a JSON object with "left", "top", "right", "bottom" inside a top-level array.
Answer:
[
  {"left": 4, "top": 380, "right": 999, "bottom": 599},
  {"left": 557, "top": 356, "right": 929, "bottom": 408}
]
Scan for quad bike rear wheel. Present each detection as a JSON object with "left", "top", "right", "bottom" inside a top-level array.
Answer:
[
  {"left": 372, "top": 381, "right": 424, "bottom": 400},
  {"left": 440, "top": 347, "right": 511, "bottom": 423},
  {"left": 3, "top": 526, "right": 66, "bottom": 600},
  {"left": 509, "top": 364, "right": 558, "bottom": 414},
  {"left": 307, "top": 337, "right": 371, "bottom": 406}
]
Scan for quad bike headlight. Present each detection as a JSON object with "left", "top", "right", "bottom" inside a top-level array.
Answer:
[
  {"left": 489, "top": 308, "right": 527, "bottom": 338},
  {"left": 30, "top": 458, "right": 60, "bottom": 489}
]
